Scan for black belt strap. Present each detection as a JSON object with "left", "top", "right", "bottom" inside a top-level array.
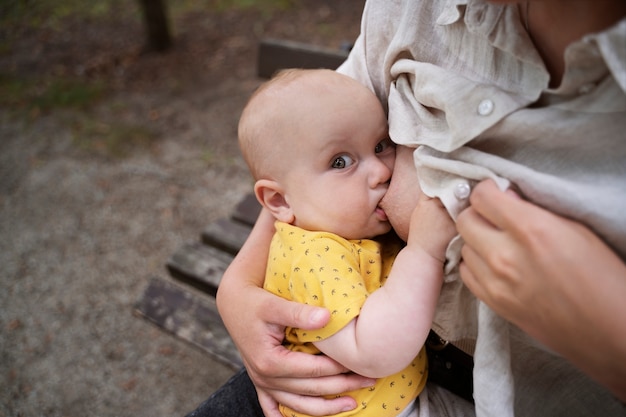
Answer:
[{"left": 426, "top": 330, "right": 474, "bottom": 404}]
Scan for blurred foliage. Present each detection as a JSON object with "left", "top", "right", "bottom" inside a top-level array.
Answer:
[
  {"left": 0, "top": 0, "right": 296, "bottom": 157},
  {"left": 0, "top": 73, "right": 104, "bottom": 113}
]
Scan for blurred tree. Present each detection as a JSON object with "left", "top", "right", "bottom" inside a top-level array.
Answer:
[{"left": 138, "top": 0, "right": 172, "bottom": 52}]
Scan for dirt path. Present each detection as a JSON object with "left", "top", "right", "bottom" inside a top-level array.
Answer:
[
  {"left": 0, "top": 2, "right": 363, "bottom": 415},
  {"left": 0, "top": 79, "right": 255, "bottom": 416}
]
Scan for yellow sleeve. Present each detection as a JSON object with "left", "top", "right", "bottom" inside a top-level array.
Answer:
[{"left": 287, "top": 235, "right": 373, "bottom": 343}]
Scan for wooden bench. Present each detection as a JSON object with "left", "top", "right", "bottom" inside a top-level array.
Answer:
[
  {"left": 134, "top": 193, "right": 260, "bottom": 369},
  {"left": 134, "top": 39, "right": 350, "bottom": 370}
]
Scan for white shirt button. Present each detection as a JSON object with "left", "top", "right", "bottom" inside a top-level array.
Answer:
[
  {"left": 454, "top": 181, "right": 471, "bottom": 200},
  {"left": 477, "top": 99, "right": 494, "bottom": 116}
]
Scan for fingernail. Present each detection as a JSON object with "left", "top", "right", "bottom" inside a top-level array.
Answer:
[
  {"left": 341, "top": 400, "right": 358, "bottom": 412},
  {"left": 361, "top": 378, "right": 376, "bottom": 388},
  {"left": 309, "top": 309, "right": 327, "bottom": 325}
]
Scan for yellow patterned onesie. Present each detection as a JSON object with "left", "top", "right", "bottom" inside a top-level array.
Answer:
[{"left": 264, "top": 222, "right": 428, "bottom": 417}]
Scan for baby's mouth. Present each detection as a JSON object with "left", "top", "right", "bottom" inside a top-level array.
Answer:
[{"left": 375, "top": 205, "right": 388, "bottom": 221}]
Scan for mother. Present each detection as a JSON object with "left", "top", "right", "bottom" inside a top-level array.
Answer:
[{"left": 187, "top": 0, "right": 626, "bottom": 416}]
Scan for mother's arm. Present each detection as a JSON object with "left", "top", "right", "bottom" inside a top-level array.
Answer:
[
  {"left": 457, "top": 180, "right": 626, "bottom": 402},
  {"left": 216, "top": 209, "right": 375, "bottom": 417}
]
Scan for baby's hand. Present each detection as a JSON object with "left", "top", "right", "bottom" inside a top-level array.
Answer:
[{"left": 406, "top": 197, "right": 456, "bottom": 263}]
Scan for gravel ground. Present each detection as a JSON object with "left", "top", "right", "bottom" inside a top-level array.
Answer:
[
  {"left": 0, "top": 3, "right": 363, "bottom": 415},
  {"left": 0, "top": 79, "right": 256, "bottom": 416}
]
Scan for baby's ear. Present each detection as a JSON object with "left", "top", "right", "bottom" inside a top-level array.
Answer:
[{"left": 254, "top": 179, "right": 294, "bottom": 223}]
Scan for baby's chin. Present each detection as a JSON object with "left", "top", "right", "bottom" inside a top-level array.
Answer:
[{"left": 356, "top": 222, "right": 393, "bottom": 241}]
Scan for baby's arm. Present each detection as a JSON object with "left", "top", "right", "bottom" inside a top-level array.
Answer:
[{"left": 314, "top": 197, "right": 455, "bottom": 378}]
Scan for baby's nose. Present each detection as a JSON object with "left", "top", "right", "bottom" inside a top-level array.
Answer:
[{"left": 370, "top": 158, "right": 392, "bottom": 187}]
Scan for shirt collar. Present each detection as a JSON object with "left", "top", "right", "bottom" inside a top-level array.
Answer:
[
  {"left": 436, "top": 0, "right": 467, "bottom": 26},
  {"left": 437, "top": 0, "right": 548, "bottom": 91},
  {"left": 435, "top": 0, "right": 625, "bottom": 94},
  {"left": 437, "top": 1, "right": 544, "bottom": 66},
  {"left": 590, "top": 18, "right": 626, "bottom": 93}
]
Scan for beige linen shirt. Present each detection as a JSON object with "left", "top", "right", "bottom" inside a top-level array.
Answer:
[{"left": 339, "top": 0, "right": 626, "bottom": 415}]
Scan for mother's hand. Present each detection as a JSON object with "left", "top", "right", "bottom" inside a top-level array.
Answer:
[
  {"left": 227, "top": 287, "right": 375, "bottom": 416},
  {"left": 217, "top": 210, "right": 375, "bottom": 417},
  {"left": 456, "top": 179, "right": 626, "bottom": 401}
]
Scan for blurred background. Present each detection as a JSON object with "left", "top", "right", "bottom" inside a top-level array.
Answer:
[{"left": 0, "top": 1, "right": 363, "bottom": 415}]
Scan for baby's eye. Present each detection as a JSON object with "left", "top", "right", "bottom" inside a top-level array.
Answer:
[
  {"left": 375, "top": 138, "right": 394, "bottom": 154},
  {"left": 331, "top": 155, "right": 354, "bottom": 169}
]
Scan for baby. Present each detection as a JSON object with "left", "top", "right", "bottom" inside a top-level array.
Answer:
[{"left": 237, "top": 68, "right": 455, "bottom": 417}]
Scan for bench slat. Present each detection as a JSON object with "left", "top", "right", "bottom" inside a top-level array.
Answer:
[
  {"left": 201, "top": 217, "right": 252, "bottom": 256},
  {"left": 258, "top": 38, "right": 350, "bottom": 79},
  {"left": 166, "top": 242, "right": 234, "bottom": 297},
  {"left": 134, "top": 277, "right": 242, "bottom": 370},
  {"left": 232, "top": 192, "right": 262, "bottom": 226}
]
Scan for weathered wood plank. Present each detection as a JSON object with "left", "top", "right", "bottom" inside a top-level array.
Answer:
[
  {"left": 135, "top": 277, "right": 242, "bottom": 370},
  {"left": 201, "top": 217, "right": 252, "bottom": 256},
  {"left": 166, "top": 242, "right": 234, "bottom": 297},
  {"left": 232, "top": 192, "right": 262, "bottom": 226},
  {"left": 257, "top": 38, "right": 350, "bottom": 79}
]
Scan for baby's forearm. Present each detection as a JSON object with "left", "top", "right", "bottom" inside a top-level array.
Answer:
[{"left": 313, "top": 246, "right": 443, "bottom": 378}]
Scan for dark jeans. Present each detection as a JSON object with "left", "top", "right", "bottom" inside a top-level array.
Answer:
[{"left": 185, "top": 368, "right": 264, "bottom": 417}]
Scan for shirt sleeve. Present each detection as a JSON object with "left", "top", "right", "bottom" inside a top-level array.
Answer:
[{"left": 287, "top": 236, "right": 372, "bottom": 343}]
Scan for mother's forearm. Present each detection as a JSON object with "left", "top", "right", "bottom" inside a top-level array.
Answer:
[{"left": 216, "top": 209, "right": 274, "bottom": 330}]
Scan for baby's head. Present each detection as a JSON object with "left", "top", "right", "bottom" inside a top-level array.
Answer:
[{"left": 238, "top": 68, "right": 395, "bottom": 240}]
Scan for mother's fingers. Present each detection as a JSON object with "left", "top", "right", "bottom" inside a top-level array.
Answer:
[
  {"left": 457, "top": 181, "right": 527, "bottom": 313},
  {"left": 257, "top": 387, "right": 357, "bottom": 417},
  {"left": 249, "top": 346, "right": 354, "bottom": 382},
  {"left": 272, "top": 372, "right": 375, "bottom": 397},
  {"left": 255, "top": 372, "right": 365, "bottom": 417},
  {"left": 257, "top": 389, "right": 284, "bottom": 417},
  {"left": 459, "top": 244, "right": 487, "bottom": 301},
  {"left": 457, "top": 198, "right": 506, "bottom": 260},
  {"left": 465, "top": 180, "right": 524, "bottom": 232},
  {"left": 248, "top": 351, "right": 374, "bottom": 402},
  {"left": 256, "top": 292, "right": 330, "bottom": 333},
  {"left": 460, "top": 242, "right": 519, "bottom": 318},
  {"left": 268, "top": 388, "right": 358, "bottom": 417},
  {"left": 254, "top": 369, "right": 372, "bottom": 416}
]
